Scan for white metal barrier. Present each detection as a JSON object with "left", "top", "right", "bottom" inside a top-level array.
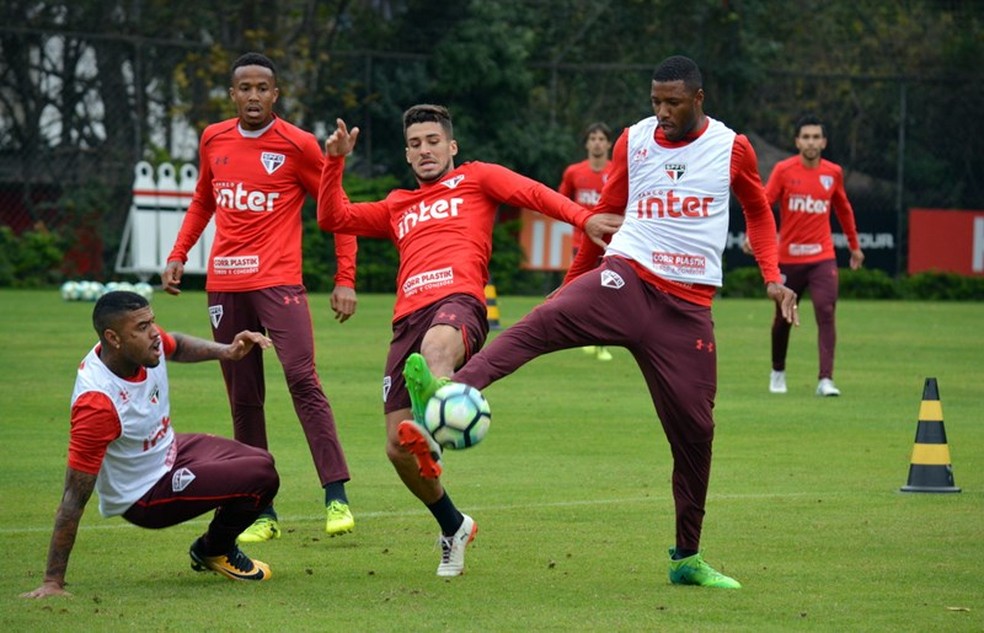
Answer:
[{"left": 115, "top": 160, "right": 215, "bottom": 280}]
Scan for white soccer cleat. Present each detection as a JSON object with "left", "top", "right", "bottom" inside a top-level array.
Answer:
[
  {"left": 816, "top": 378, "right": 841, "bottom": 397},
  {"left": 436, "top": 514, "right": 478, "bottom": 577},
  {"left": 769, "top": 370, "right": 787, "bottom": 394}
]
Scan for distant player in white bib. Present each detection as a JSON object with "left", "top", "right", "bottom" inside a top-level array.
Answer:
[{"left": 22, "top": 291, "right": 280, "bottom": 599}]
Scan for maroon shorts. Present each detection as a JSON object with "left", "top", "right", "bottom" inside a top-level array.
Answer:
[
  {"left": 123, "top": 433, "right": 279, "bottom": 529},
  {"left": 382, "top": 293, "right": 489, "bottom": 414}
]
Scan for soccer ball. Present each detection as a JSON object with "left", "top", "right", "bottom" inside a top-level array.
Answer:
[
  {"left": 423, "top": 382, "right": 491, "bottom": 450},
  {"left": 60, "top": 281, "right": 80, "bottom": 301}
]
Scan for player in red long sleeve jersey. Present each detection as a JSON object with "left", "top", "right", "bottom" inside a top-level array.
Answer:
[
  {"left": 559, "top": 121, "right": 615, "bottom": 361},
  {"left": 317, "top": 104, "right": 623, "bottom": 577},
  {"left": 160, "top": 53, "right": 357, "bottom": 543},
  {"left": 413, "top": 57, "right": 799, "bottom": 589},
  {"left": 759, "top": 115, "right": 864, "bottom": 397}
]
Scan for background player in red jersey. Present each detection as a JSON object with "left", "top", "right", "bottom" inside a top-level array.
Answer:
[
  {"left": 160, "top": 52, "right": 357, "bottom": 542},
  {"left": 317, "top": 104, "right": 623, "bottom": 576},
  {"left": 22, "top": 291, "right": 279, "bottom": 598},
  {"left": 745, "top": 114, "right": 864, "bottom": 396},
  {"left": 559, "top": 122, "right": 615, "bottom": 361},
  {"left": 416, "top": 56, "right": 798, "bottom": 589}
]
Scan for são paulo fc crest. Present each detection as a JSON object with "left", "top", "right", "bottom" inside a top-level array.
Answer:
[
  {"left": 441, "top": 175, "right": 465, "bottom": 189},
  {"left": 664, "top": 163, "right": 686, "bottom": 182},
  {"left": 260, "top": 152, "right": 286, "bottom": 175},
  {"left": 208, "top": 304, "right": 223, "bottom": 329},
  {"left": 600, "top": 269, "right": 625, "bottom": 289},
  {"left": 171, "top": 467, "right": 196, "bottom": 492},
  {"left": 819, "top": 175, "right": 834, "bottom": 191}
]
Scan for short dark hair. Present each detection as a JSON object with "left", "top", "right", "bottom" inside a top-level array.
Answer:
[
  {"left": 584, "top": 122, "right": 612, "bottom": 143},
  {"left": 93, "top": 291, "right": 148, "bottom": 339},
  {"left": 652, "top": 55, "right": 703, "bottom": 92},
  {"left": 231, "top": 52, "right": 277, "bottom": 81},
  {"left": 403, "top": 104, "right": 453, "bottom": 139},
  {"left": 795, "top": 114, "right": 826, "bottom": 138}
]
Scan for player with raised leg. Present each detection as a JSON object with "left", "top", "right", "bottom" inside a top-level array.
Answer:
[{"left": 317, "top": 105, "right": 622, "bottom": 576}]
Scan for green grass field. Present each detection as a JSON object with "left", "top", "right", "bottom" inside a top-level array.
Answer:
[{"left": 1, "top": 288, "right": 981, "bottom": 632}]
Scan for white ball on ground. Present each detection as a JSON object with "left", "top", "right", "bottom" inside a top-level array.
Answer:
[{"left": 60, "top": 281, "right": 80, "bottom": 301}]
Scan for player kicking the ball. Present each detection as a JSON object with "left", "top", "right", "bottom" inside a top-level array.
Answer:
[
  {"left": 408, "top": 57, "right": 799, "bottom": 589},
  {"left": 317, "top": 104, "right": 623, "bottom": 576}
]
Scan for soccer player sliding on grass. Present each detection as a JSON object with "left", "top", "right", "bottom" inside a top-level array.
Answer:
[
  {"left": 22, "top": 291, "right": 280, "bottom": 599},
  {"left": 317, "top": 104, "right": 623, "bottom": 576},
  {"left": 408, "top": 56, "right": 799, "bottom": 589}
]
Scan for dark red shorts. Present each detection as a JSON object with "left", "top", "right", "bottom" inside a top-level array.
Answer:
[{"left": 382, "top": 293, "right": 489, "bottom": 414}]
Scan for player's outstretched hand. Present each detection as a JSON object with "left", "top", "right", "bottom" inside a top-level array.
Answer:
[
  {"left": 767, "top": 282, "right": 799, "bottom": 325},
  {"left": 331, "top": 285, "right": 357, "bottom": 323},
  {"left": 21, "top": 581, "right": 71, "bottom": 599},
  {"left": 325, "top": 118, "right": 360, "bottom": 157},
  {"left": 584, "top": 213, "right": 624, "bottom": 248},
  {"left": 223, "top": 331, "right": 273, "bottom": 361},
  {"left": 161, "top": 260, "right": 184, "bottom": 296}
]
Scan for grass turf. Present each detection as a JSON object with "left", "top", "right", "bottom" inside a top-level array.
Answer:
[{"left": 1, "top": 289, "right": 982, "bottom": 631}]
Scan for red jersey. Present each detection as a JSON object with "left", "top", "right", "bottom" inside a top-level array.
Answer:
[
  {"left": 318, "top": 159, "right": 593, "bottom": 322},
  {"left": 558, "top": 159, "right": 612, "bottom": 249},
  {"left": 168, "top": 116, "right": 357, "bottom": 292},
  {"left": 765, "top": 155, "right": 860, "bottom": 264},
  {"left": 565, "top": 121, "right": 781, "bottom": 306}
]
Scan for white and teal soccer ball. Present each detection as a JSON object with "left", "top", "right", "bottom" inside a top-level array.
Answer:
[
  {"left": 423, "top": 382, "right": 491, "bottom": 449},
  {"left": 134, "top": 281, "right": 153, "bottom": 299},
  {"left": 60, "top": 281, "right": 80, "bottom": 301},
  {"left": 80, "top": 281, "right": 104, "bottom": 301}
]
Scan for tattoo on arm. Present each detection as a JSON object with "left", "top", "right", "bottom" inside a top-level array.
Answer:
[
  {"left": 44, "top": 468, "right": 97, "bottom": 585},
  {"left": 169, "top": 333, "right": 223, "bottom": 363}
]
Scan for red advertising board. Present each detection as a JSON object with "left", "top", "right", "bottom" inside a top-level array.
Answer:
[
  {"left": 518, "top": 209, "right": 574, "bottom": 271},
  {"left": 908, "top": 209, "right": 984, "bottom": 276}
]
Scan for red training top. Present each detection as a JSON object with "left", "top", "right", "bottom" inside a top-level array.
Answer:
[
  {"left": 168, "top": 116, "right": 357, "bottom": 291},
  {"left": 765, "top": 155, "right": 860, "bottom": 264},
  {"left": 559, "top": 159, "right": 612, "bottom": 249},
  {"left": 318, "top": 159, "right": 593, "bottom": 322}
]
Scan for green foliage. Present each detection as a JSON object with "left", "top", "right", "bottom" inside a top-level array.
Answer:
[
  {"left": 0, "top": 225, "right": 66, "bottom": 288},
  {"left": 838, "top": 267, "right": 901, "bottom": 299},
  {"left": 723, "top": 265, "right": 984, "bottom": 301},
  {"left": 719, "top": 266, "right": 768, "bottom": 298},
  {"left": 901, "top": 271, "right": 984, "bottom": 301}
]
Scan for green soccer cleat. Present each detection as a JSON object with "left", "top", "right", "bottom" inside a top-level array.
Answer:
[
  {"left": 668, "top": 548, "right": 742, "bottom": 589},
  {"left": 325, "top": 500, "right": 355, "bottom": 536},
  {"left": 403, "top": 352, "right": 449, "bottom": 425},
  {"left": 189, "top": 537, "right": 271, "bottom": 581},
  {"left": 236, "top": 516, "right": 281, "bottom": 544}
]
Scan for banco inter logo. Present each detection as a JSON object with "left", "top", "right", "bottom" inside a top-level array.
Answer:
[
  {"left": 397, "top": 197, "right": 464, "bottom": 239},
  {"left": 214, "top": 181, "right": 281, "bottom": 212}
]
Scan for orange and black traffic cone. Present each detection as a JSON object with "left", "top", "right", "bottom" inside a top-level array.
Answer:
[
  {"left": 900, "top": 377, "right": 960, "bottom": 493},
  {"left": 484, "top": 280, "right": 501, "bottom": 330}
]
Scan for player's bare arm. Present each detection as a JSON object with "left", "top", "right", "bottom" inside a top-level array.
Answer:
[
  {"left": 325, "top": 118, "right": 360, "bottom": 157},
  {"left": 170, "top": 331, "right": 272, "bottom": 363},
  {"left": 21, "top": 468, "right": 97, "bottom": 599},
  {"left": 160, "top": 260, "right": 185, "bottom": 295},
  {"left": 583, "top": 213, "right": 624, "bottom": 247},
  {"left": 767, "top": 282, "right": 800, "bottom": 326},
  {"left": 330, "top": 285, "right": 357, "bottom": 323}
]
